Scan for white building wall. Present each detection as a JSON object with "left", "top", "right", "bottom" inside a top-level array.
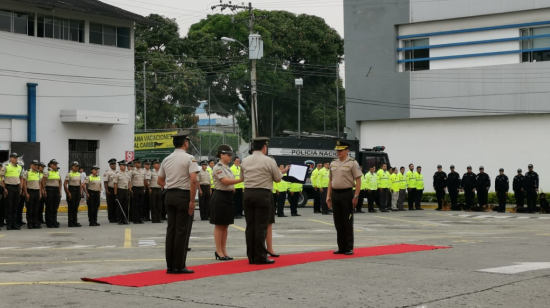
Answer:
[
  {"left": 360, "top": 114, "right": 550, "bottom": 192},
  {"left": 0, "top": 3, "right": 135, "bottom": 171}
]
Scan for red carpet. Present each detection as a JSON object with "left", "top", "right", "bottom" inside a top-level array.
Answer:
[{"left": 81, "top": 244, "right": 450, "bottom": 287}]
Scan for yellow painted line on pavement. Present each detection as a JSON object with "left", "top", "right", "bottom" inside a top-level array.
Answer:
[
  {"left": 308, "top": 219, "right": 363, "bottom": 232},
  {"left": 230, "top": 225, "right": 246, "bottom": 232},
  {"left": 0, "top": 257, "right": 245, "bottom": 266},
  {"left": 0, "top": 235, "right": 5, "bottom": 239},
  {"left": 124, "top": 228, "right": 132, "bottom": 248},
  {"left": 373, "top": 215, "right": 441, "bottom": 227},
  {"left": 0, "top": 281, "right": 88, "bottom": 286}
]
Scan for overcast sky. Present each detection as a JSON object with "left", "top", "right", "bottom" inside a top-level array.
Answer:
[{"left": 102, "top": 0, "right": 344, "bottom": 37}]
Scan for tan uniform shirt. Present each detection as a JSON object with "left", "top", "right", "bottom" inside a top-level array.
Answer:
[
  {"left": 148, "top": 169, "right": 161, "bottom": 188},
  {"left": 158, "top": 149, "right": 200, "bottom": 190},
  {"left": 143, "top": 169, "right": 151, "bottom": 187},
  {"left": 213, "top": 163, "right": 234, "bottom": 191},
  {"left": 197, "top": 170, "right": 211, "bottom": 186},
  {"left": 0, "top": 163, "right": 22, "bottom": 185},
  {"left": 24, "top": 170, "right": 40, "bottom": 190},
  {"left": 241, "top": 152, "right": 281, "bottom": 190},
  {"left": 113, "top": 171, "right": 129, "bottom": 189},
  {"left": 129, "top": 169, "right": 145, "bottom": 188},
  {"left": 103, "top": 169, "right": 117, "bottom": 188},
  {"left": 329, "top": 157, "right": 363, "bottom": 189},
  {"left": 85, "top": 175, "right": 102, "bottom": 191},
  {"left": 65, "top": 172, "right": 81, "bottom": 186},
  {"left": 43, "top": 170, "right": 62, "bottom": 187}
]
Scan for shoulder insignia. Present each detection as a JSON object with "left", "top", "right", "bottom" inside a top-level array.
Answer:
[
  {"left": 216, "top": 170, "right": 223, "bottom": 174},
  {"left": 349, "top": 158, "right": 355, "bottom": 161},
  {"left": 217, "top": 163, "right": 222, "bottom": 166}
]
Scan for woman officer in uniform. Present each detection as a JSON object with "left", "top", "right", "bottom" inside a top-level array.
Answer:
[{"left": 210, "top": 145, "right": 243, "bottom": 261}]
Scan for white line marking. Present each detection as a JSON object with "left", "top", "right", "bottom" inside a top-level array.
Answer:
[
  {"left": 516, "top": 217, "right": 531, "bottom": 219},
  {"left": 538, "top": 217, "right": 550, "bottom": 220},
  {"left": 26, "top": 246, "right": 52, "bottom": 250},
  {"left": 458, "top": 215, "right": 473, "bottom": 217},
  {"left": 494, "top": 216, "right": 511, "bottom": 219},
  {"left": 479, "top": 262, "right": 550, "bottom": 274},
  {"left": 67, "top": 245, "right": 95, "bottom": 249},
  {"left": 473, "top": 215, "right": 492, "bottom": 219},
  {"left": 0, "top": 247, "right": 20, "bottom": 250}
]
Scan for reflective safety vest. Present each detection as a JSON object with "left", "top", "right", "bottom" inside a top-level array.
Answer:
[
  {"left": 27, "top": 170, "right": 40, "bottom": 181},
  {"left": 277, "top": 174, "right": 288, "bottom": 192},
  {"left": 390, "top": 173, "right": 400, "bottom": 192},
  {"left": 365, "top": 172, "right": 378, "bottom": 190},
  {"left": 89, "top": 175, "right": 101, "bottom": 182},
  {"left": 207, "top": 168, "right": 214, "bottom": 188},
  {"left": 311, "top": 168, "right": 320, "bottom": 188},
  {"left": 231, "top": 165, "right": 244, "bottom": 189},
  {"left": 69, "top": 171, "right": 80, "bottom": 178},
  {"left": 289, "top": 182, "right": 303, "bottom": 192},
  {"left": 272, "top": 181, "right": 277, "bottom": 194},
  {"left": 415, "top": 172, "right": 424, "bottom": 190},
  {"left": 361, "top": 173, "right": 368, "bottom": 190},
  {"left": 318, "top": 168, "right": 330, "bottom": 188},
  {"left": 47, "top": 170, "right": 61, "bottom": 180},
  {"left": 398, "top": 173, "right": 407, "bottom": 189},
  {"left": 5, "top": 164, "right": 22, "bottom": 178},
  {"left": 377, "top": 169, "right": 390, "bottom": 188}
]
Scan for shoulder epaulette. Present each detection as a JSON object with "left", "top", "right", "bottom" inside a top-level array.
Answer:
[
  {"left": 217, "top": 163, "right": 222, "bottom": 166},
  {"left": 349, "top": 158, "right": 355, "bottom": 161},
  {"left": 333, "top": 158, "right": 338, "bottom": 161}
]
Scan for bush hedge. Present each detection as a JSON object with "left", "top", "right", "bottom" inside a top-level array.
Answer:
[{"left": 419, "top": 192, "right": 539, "bottom": 205}]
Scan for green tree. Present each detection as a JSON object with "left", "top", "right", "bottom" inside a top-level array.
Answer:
[
  {"left": 135, "top": 14, "right": 206, "bottom": 130},
  {"left": 183, "top": 10, "right": 344, "bottom": 140}
]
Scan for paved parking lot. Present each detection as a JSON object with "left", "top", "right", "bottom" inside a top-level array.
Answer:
[{"left": 1, "top": 208, "right": 550, "bottom": 307}]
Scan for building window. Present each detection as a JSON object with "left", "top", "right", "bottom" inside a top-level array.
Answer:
[
  {"left": 0, "top": 9, "right": 35, "bottom": 36},
  {"left": 521, "top": 26, "right": 550, "bottom": 62},
  {"left": 89, "top": 23, "right": 131, "bottom": 49},
  {"left": 37, "top": 14, "right": 84, "bottom": 42},
  {"left": 403, "top": 38, "right": 430, "bottom": 71}
]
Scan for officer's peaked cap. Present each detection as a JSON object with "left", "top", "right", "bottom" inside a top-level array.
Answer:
[
  {"left": 528, "top": 164, "right": 533, "bottom": 168},
  {"left": 437, "top": 165, "right": 442, "bottom": 168},
  {"left": 499, "top": 168, "right": 504, "bottom": 171},
  {"left": 48, "top": 159, "right": 59, "bottom": 165},
  {"left": 117, "top": 160, "right": 127, "bottom": 165},
  {"left": 92, "top": 165, "right": 100, "bottom": 170},
  {"left": 517, "top": 168, "right": 522, "bottom": 172},
  {"left": 171, "top": 129, "right": 191, "bottom": 139},
  {"left": 10, "top": 152, "right": 18, "bottom": 158},
  {"left": 450, "top": 165, "right": 455, "bottom": 168},
  {"left": 335, "top": 140, "right": 351, "bottom": 151},
  {"left": 108, "top": 158, "right": 117, "bottom": 164}
]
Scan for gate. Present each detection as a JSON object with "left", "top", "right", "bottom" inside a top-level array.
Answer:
[{"left": 68, "top": 140, "right": 98, "bottom": 175}]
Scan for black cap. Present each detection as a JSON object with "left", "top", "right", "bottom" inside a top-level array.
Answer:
[
  {"left": 31, "top": 160, "right": 39, "bottom": 165},
  {"left": 417, "top": 166, "right": 422, "bottom": 169},
  {"left": 92, "top": 165, "right": 100, "bottom": 170},
  {"left": 467, "top": 165, "right": 472, "bottom": 169},
  {"left": 528, "top": 164, "right": 533, "bottom": 168},
  {"left": 518, "top": 168, "right": 522, "bottom": 172},
  {"left": 108, "top": 158, "right": 117, "bottom": 164},
  {"left": 450, "top": 165, "right": 455, "bottom": 169},
  {"left": 117, "top": 160, "right": 127, "bottom": 166},
  {"left": 152, "top": 160, "right": 160, "bottom": 164},
  {"left": 479, "top": 166, "right": 484, "bottom": 170},
  {"left": 437, "top": 165, "right": 442, "bottom": 168},
  {"left": 143, "top": 160, "right": 150, "bottom": 165},
  {"left": 171, "top": 129, "right": 191, "bottom": 139},
  {"left": 499, "top": 168, "right": 504, "bottom": 172},
  {"left": 48, "top": 159, "right": 59, "bottom": 166},
  {"left": 200, "top": 160, "right": 208, "bottom": 165},
  {"left": 216, "top": 144, "right": 233, "bottom": 158},
  {"left": 127, "top": 162, "right": 134, "bottom": 167},
  {"left": 132, "top": 158, "right": 141, "bottom": 164},
  {"left": 335, "top": 140, "right": 351, "bottom": 151},
  {"left": 10, "top": 152, "right": 18, "bottom": 158},
  {"left": 39, "top": 162, "right": 46, "bottom": 167},
  {"left": 71, "top": 161, "right": 79, "bottom": 166}
]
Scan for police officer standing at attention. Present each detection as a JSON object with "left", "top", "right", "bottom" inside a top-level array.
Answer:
[
  {"left": 148, "top": 160, "right": 163, "bottom": 223},
  {"left": 129, "top": 158, "right": 146, "bottom": 224},
  {"left": 406, "top": 164, "right": 416, "bottom": 211},
  {"left": 433, "top": 165, "right": 447, "bottom": 211},
  {"left": 414, "top": 166, "right": 425, "bottom": 210},
  {"left": 1, "top": 153, "right": 23, "bottom": 230},
  {"left": 327, "top": 140, "right": 362, "bottom": 255},
  {"left": 377, "top": 164, "right": 390, "bottom": 212},
  {"left": 103, "top": 158, "right": 118, "bottom": 223},
  {"left": 83, "top": 166, "right": 102, "bottom": 226},
  {"left": 241, "top": 137, "right": 288, "bottom": 265},
  {"left": 495, "top": 168, "right": 509, "bottom": 213},
  {"left": 462, "top": 166, "right": 476, "bottom": 210},
  {"left": 365, "top": 166, "right": 378, "bottom": 213},
  {"left": 513, "top": 169, "right": 525, "bottom": 210},
  {"left": 114, "top": 160, "right": 130, "bottom": 225},
  {"left": 64, "top": 161, "right": 82, "bottom": 227},
  {"left": 311, "top": 163, "right": 322, "bottom": 213},
  {"left": 447, "top": 165, "right": 461, "bottom": 210},
  {"left": 157, "top": 130, "right": 199, "bottom": 274},
  {"left": 524, "top": 164, "right": 539, "bottom": 213},
  {"left": 197, "top": 161, "right": 212, "bottom": 221},
  {"left": 23, "top": 160, "right": 41, "bottom": 229},
  {"left": 476, "top": 167, "right": 491, "bottom": 209},
  {"left": 231, "top": 157, "right": 244, "bottom": 219},
  {"left": 42, "top": 160, "right": 62, "bottom": 228},
  {"left": 142, "top": 160, "right": 152, "bottom": 222}
]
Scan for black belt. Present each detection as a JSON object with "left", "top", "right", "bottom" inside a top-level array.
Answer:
[
  {"left": 6, "top": 184, "right": 20, "bottom": 187},
  {"left": 133, "top": 186, "right": 144, "bottom": 188},
  {"left": 167, "top": 188, "right": 190, "bottom": 192},
  {"left": 28, "top": 188, "right": 40, "bottom": 191},
  {"left": 333, "top": 188, "right": 353, "bottom": 192},
  {"left": 245, "top": 188, "right": 271, "bottom": 192},
  {"left": 69, "top": 185, "right": 80, "bottom": 188},
  {"left": 118, "top": 188, "right": 128, "bottom": 191},
  {"left": 151, "top": 187, "right": 162, "bottom": 190},
  {"left": 46, "top": 186, "right": 58, "bottom": 189},
  {"left": 215, "top": 190, "right": 233, "bottom": 194}
]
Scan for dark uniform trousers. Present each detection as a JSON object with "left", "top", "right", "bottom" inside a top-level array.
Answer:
[
  {"left": 379, "top": 188, "right": 389, "bottom": 210},
  {"left": 289, "top": 192, "right": 299, "bottom": 215},
  {"left": 17, "top": 192, "right": 25, "bottom": 224},
  {"left": 435, "top": 188, "right": 446, "bottom": 209},
  {"left": 116, "top": 189, "right": 129, "bottom": 223},
  {"left": 496, "top": 191, "right": 507, "bottom": 212},
  {"left": 448, "top": 187, "right": 459, "bottom": 207},
  {"left": 143, "top": 189, "right": 151, "bottom": 221},
  {"left": 165, "top": 189, "right": 193, "bottom": 270},
  {"left": 367, "top": 190, "right": 376, "bottom": 211},
  {"left": 4, "top": 184, "right": 20, "bottom": 227},
  {"left": 477, "top": 188, "right": 488, "bottom": 206},
  {"left": 107, "top": 187, "right": 117, "bottom": 222},
  {"left": 68, "top": 186, "right": 81, "bottom": 225},
  {"left": 132, "top": 187, "right": 144, "bottom": 223},
  {"left": 243, "top": 188, "right": 271, "bottom": 263},
  {"left": 355, "top": 190, "right": 365, "bottom": 212},
  {"left": 408, "top": 188, "right": 416, "bottom": 210},
  {"left": 526, "top": 189, "right": 537, "bottom": 212},
  {"left": 45, "top": 187, "right": 60, "bottom": 226},
  {"left": 87, "top": 190, "right": 100, "bottom": 224},
  {"left": 464, "top": 188, "right": 475, "bottom": 208},
  {"left": 233, "top": 188, "right": 244, "bottom": 217},
  {"left": 514, "top": 190, "right": 524, "bottom": 208},
  {"left": 150, "top": 188, "right": 163, "bottom": 222},
  {"left": 313, "top": 189, "right": 321, "bottom": 212},
  {"left": 273, "top": 193, "right": 278, "bottom": 214},
  {"left": 415, "top": 189, "right": 424, "bottom": 209},
  {"left": 277, "top": 192, "right": 287, "bottom": 216},
  {"left": 26, "top": 189, "right": 40, "bottom": 225},
  {"left": 320, "top": 187, "right": 329, "bottom": 213},
  {"left": 198, "top": 185, "right": 211, "bottom": 220},
  {"left": 331, "top": 188, "right": 354, "bottom": 252},
  {"left": 0, "top": 193, "right": 5, "bottom": 226},
  {"left": 39, "top": 195, "right": 46, "bottom": 223}
]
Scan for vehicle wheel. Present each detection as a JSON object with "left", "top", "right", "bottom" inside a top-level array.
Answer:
[{"left": 298, "top": 191, "right": 308, "bottom": 208}]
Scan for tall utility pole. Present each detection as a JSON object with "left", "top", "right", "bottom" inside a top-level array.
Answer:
[
  {"left": 336, "top": 63, "right": 340, "bottom": 138},
  {"left": 323, "top": 99, "right": 326, "bottom": 137},
  {"left": 213, "top": 2, "right": 264, "bottom": 138},
  {"left": 295, "top": 78, "right": 303, "bottom": 138},
  {"left": 143, "top": 61, "right": 146, "bottom": 131},
  {"left": 208, "top": 87, "right": 211, "bottom": 155}
]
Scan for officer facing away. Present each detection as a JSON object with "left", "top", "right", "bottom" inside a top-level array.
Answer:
[
  {"left": 524, "top": 164, "right": 539, "bottom": 213},
  {"left": 513, "top": 169, "right": 525, "bottom": 209},
  {"left": 495, "top": 168, "right": 509, "bottom": 213}
]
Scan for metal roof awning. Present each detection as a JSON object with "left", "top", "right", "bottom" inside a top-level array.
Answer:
[{"left": 60, "top": 110, "right": 128, "bottom": 125}]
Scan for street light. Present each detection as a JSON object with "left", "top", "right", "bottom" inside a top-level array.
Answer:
[{"left": 295, "top": 78, "right": 303, "bottom": 138}]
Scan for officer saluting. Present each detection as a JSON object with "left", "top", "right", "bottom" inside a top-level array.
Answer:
[
  {"left": 157, "top": 130, "right": 199, "bottom": 274},
  {"left": 327, "top": 140, "right": 362, "bottom": 255},
  {"left": 241, "top": 137, "right": 288, "bottom": 265},
  {"left": 495, "top": 168, "right": 509, "bottom": 213}
]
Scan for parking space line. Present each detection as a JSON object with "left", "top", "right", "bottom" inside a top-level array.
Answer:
[
  {"left": 373, "top": 216, "right": 441, "bottom": 227},
  {"left": 0, "top": 281, "right": 88, "bottom": 286},
  {"left": 230, "top": 225, "right": 246, "bottom": 232},
  {"left": 124, "top": 228, "right": 132, "bottom": 248}
]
